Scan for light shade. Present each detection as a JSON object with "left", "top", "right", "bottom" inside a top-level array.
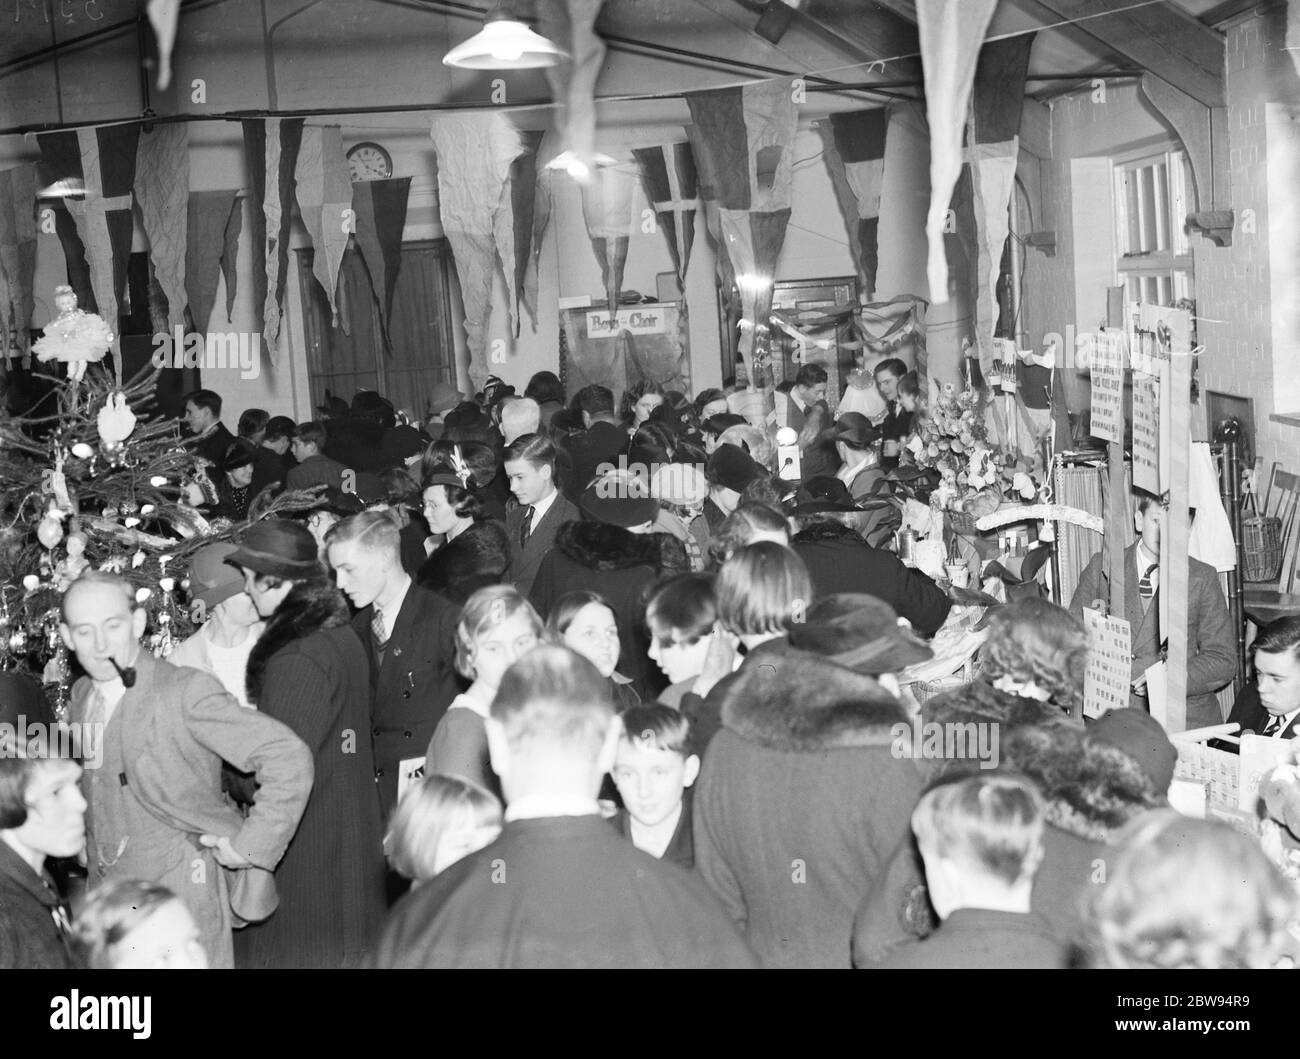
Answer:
[{"left": 443, "top": 18, "right": 567, "bottom": 69}]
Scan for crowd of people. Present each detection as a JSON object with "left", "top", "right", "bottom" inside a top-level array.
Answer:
[{"left": 3, "top": 365, "right": 1300, "bottom": 970}]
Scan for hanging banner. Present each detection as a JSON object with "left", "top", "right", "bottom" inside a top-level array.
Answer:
[
  {"left": 295, "top": 125, "right": 353, "bottom": 326},
  {"left": 1132, "top": 367, "right": 1161, "bottom": 494},
  {"left": 1083, "top": 607, "right": 1133, "bottom": 720},
  {"left": 1089, "top": 330, "right": 1125, "bottom": 444},
  {"left": 135, "top": 125, "right": 190, "bottom": 330}
]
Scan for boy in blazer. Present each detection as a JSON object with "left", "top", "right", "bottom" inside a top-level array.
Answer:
[{"left": 503, "top": 433, "right": 580, "bottom": 599}]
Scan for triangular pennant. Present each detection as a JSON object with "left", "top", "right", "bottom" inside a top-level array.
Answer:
[
  {"left": 135, "top": 124, "right": 190, "bottom": 330},
  {"left": 294, "top": 125, "right": 353, "bottom": 325}
]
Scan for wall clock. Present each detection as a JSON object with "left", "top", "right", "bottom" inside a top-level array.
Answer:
[{"left": 347, "top": 142, "right": 394, "bottom": 182}]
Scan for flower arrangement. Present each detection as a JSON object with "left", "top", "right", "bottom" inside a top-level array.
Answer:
[{"left": 905, "top": 383, "right": 1042, "bottom": 518}]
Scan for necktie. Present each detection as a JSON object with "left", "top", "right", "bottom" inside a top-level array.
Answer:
[
  {"left": 1139, "top": 563, "right": 1158, "bottom": 600},
  {"left": 1262, "top": 714, "right": 1286, "bottom": 738},
  {"left": 520, "top": 506, "right": 535, "bottom": 549},
  {"left": 85, "top": 685, "right": 108, "bottom": 729},
  {"left": 371, "top": 607, "right": 387, "bottom": 648}
]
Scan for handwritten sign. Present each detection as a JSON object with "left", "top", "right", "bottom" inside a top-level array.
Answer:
[
  {"left": 586, "top": 307, "right": 669, "bottom": 336},
  {"left": 1132, "top": 368, "right": 1161, "bottom": 494},
  {"left": 1083, "top": 607, "right": 1132, "bottom": 719},
  {"left": 1089, "top": 330, "right": 1126, "bottom": 443}
]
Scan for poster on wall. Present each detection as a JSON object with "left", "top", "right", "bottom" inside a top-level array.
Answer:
[
  {"left": 1082, "top": 606, "right": 1132, "bottom": 719},
  {"left": 1132, "top": 367, "right": 1161, "bottom": 494},
  {"left": 560, "top": 303, "right": 689, "bottom": 399},
  {"left": 1088, "top": 330, "right": 1125, "bottom": 444}
]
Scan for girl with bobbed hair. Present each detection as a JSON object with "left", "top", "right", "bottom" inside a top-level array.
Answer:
[
  {"left": 714, "top": 541, "right": 813, "bottom": 648},
  {"left": 416, "top": 456, "right": 511, "bottom": 603},
  {"left": 72, "top": 880, "right": 208, "bottom": 969},
  {"left": 1086, "top": 810, "right": 1300, "bottom": 969},
  {"left": 546, "top": 590, "right": 641, "bottom": 712},
  {"left": 645, "top": 573, "right": 718, "bottom": 707},
  {"left": 384, "top": 774, "right": 503, "bottom": 886}
]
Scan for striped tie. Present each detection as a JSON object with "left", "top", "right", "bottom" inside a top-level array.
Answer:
[
  {"left": 520, "top": 506, "right": 535, "bottom": 550},
  {"left": 371, "top": 607, "right": 387, "bottom": 648},
  {"left": 1262, "top": 714, "right": 1285, "bottom": 738},
  {"left": 1139, "top": 563, "right": 1157, "bottom": 600}
]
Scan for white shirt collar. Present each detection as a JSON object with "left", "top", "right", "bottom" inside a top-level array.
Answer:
[
  {"left": 375, "top": 574, "right": 412, "bottom": 628},
  {"left": 790, "top": 390, "right": 806, "bottom": 412},
  {"left": 838, "top": 452, "right": 874, "bottom": 483},
  {"left": 1136, "top": 541, "right": 1159, "bottom": 573},
  {"left": 1265, "top": 708, "right": 1300, "bottom": 736},
  {"left": 529, "top": 486, "right": 558, "bottom": 525},
  {"left": 504, "top": 793, "right": 602, "bottom": 823}
]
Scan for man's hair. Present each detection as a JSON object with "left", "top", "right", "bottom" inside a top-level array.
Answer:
[
  {"left": 264, "top": 415, "right": 296, "bottom": 443},
  {"left": 490, "top": 644, "right": 614, "bottom": 756},
  {"left": 324, "top": 508, "right": 401, "bottom": 556},
  {"left": 873, "top": 357, "right": 908, "bottom": 380},
  {"left": 618, "top": 703, "right": 692, "bottom": 757},
  {"left": 710, "top": 501, "right": 790, "bottom": 564},
  {"left": 911, "top": 774, "right": 1045, "bottom": 886},
  {"left": 692, "top": 388, "right": 728, "bottom": 417},
  {"left": 1135, "top": 489, "right": 1162, "bottom": 515},
  {"left": 60, "top": 569, "right": 137, "bottom": 621},
  {"left": 384, "top": 773, "right": 502, "bottom": 883},
  {"left": 503, "top": 432, "right": 556, "bottom": 471},
  {"left": 573, "top": 384, "right": 615, "bottom": 417},
  {"left": 794, "top": 364, "right": 828, "bottom": 389},
  {"left": 71, "top": 880, "right": 185, "bottom": 969},
  {"left": 455, "top": 584, "right": 544, "bottom": 679},
  {"left": 715, "top": 541, "right": 811, "bottom": 637},
  {"left": 524, "top": 370, "right": 564, "bottom": 407},
  {"left": 294, "top": 421, "right": 327, "bottom": 450},
  {"left": 1252, "top": 615, "right": 1300, "bottom": 661},
  {"left": 501, "top": 397, "right": 541, "bottom": 438},
  {"left": 237, "top": 408, "right": 269, "bottom": 438},
  {"left": 646, "top": 573, "right": 716, "bottom": 647},
  {"left": 182, "top": 389, "right": 222, "bottom": 417}
]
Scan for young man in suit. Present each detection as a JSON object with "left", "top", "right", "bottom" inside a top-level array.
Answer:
[
  {"left": 1068, "top": 491, "right": 1235, "bottom": 729},
  {"left": 872, "top": 358, "right": 912, "bottom": 469},
  {"left": 503, "top": 433, "right": 579, "bottom": 599},
  {"left": 875, "top": 774, "right": 1065, "bottom": 969},
  {"left": 1227, "top": 617, "right": 1300, "bottom": 742},
  {"left": 566, "top": 385, "right": 627, "bottom": 500},
  {"left": 182, "top": 389, "right": 236, "bottom": 469},
  {"left": 286, "top": 421, "right": 349, "bottom": 492},
  {"left": 325, "top": 511, "right": 462, "bottom": 820},
  {"left": 777, "top": 364, "right": 828, "bottom": 434},
  {"left": 61, "top": 571, "right": 313, "bottom": 969},
  {"left": 369, "top": 646, "right": 758, "bottom": 968}
]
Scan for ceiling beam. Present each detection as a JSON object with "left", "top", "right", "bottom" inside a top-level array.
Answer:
[
  {"left": 1016, "top": 0, "right": 1226, "bottom": 108},
  {"left": 1199, "top": 0, "right": 1272, "bottom": 27}
]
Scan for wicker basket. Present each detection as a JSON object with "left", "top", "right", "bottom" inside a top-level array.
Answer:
[
  {"left": 944, "top": 509, "right": 980, "bottom": 536},
  {"left": 1241, "top": 494, "right": 1283, "bottom": 583}
]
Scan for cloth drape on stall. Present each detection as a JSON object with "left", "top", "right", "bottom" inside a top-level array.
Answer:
[
  {"left": 135, "top": 125, "right": 190, "bottom": 330},
  {"left": 0, "top": 164, "right": 38, "bottom": 362},
  {"left": 295, "top": 126, "right": 353, "bottom": 327},
  {"left": 242, "top": 118, "right": 305, "bottom": 359},
  {"left": 350, "top": 177, "right": 412, "bottom": 350},
  {"left": 915, "top": 0, "right": 998, "bottom": 306},
  {"left": 430, "top": 113, "right": 525, "bottom": 390},
  {"left": 819, "top": 108, "right": 889, "bottom": 300}
]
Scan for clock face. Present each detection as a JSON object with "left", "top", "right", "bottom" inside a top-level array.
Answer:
[{"left": 347, "top": 142, "right": 393, "bottom": 182}]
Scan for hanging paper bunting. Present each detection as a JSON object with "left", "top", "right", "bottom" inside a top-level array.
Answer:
[
  {"left": 430, "top": 113, "right": 525, "bottom": 389},
  {"left": 819, "top": 108, "right": 889, "bottom": 300},
  {"left": 496, "top": 129, "right": 546, "bottom": 336},
  {"left": 683, "top": 122, "right": 737, "bottom": 318},
  {"left": 351, "top": 176, "right": 412, "bottom": 350},
  {"left": 185, "top": 191, "right": 240, "bottom": 334},
  {"left": 633, "top": 141, "right": 699, "bottom": 289},
  {"left": 529, "top": 163, "right": 555, "bottom": 322},
  {"left": 579, "top": 163, "right": 637, "bottom": 309},
  {"left": 135, "top": 125, "right": 190, "bottom": 330},
  {"left": 968, "top": 34, "right": 1035, "bottom": 379},
  {"left": 38, "top": 126, "right": 140, "bottom": 382},
  {"left": 0, "top": 164, "right": 38, "bottom": 360},
  {"left": 295, "top": 126, "right": 353, "bottom": 326},
  {"left": 242, "top": 117, "right": 305, "bottom": 358},
  {"left": 915, "top": 0, "right": 999, "bottom": 305}
]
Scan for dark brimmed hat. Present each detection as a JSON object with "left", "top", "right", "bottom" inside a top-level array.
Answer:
[
  {"left": 791, "top": 476, "right": 859, "bottom": 516},
  {"left": 707, "top": 443, "right": 768, "bottom": 493},
  {"left": 787, "top": 593, "right": 933, "bottom": 674},
  {"left": 220, "top": 439, "right": 258, "bottom": 475},
  {"left": 309, "top": 487, "right": 364, "bottom": 518},
  {"left": 225, "top": 520, "right": 324, "bottom": 580},
  {"left": 423, "top": 460, "right": 475, "bottom": 493},
  {"left": 829, "top": 412, "right": 880, "bottom": 449},
  {"left": 188, "top": 542, "right": 246, "bottom": 611},
  {"left": 316, "top": 393, "right": 349, "bottom": 419},
  {"left": 703, "top": 412, "right": 747, "bottom": 436},
  {"left": 428, "top": 382, "right": 465, "bottom": 415},
  {"left": 579, "top": 475, "right": 659, "bottom": 528},
  {"left": 1085, "top": 707, "right": 1177, "bottom": 794}
]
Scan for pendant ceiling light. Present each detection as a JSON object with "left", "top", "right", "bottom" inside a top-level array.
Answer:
[{"left": 443, "top": 2, "right": 568, "bottom": 69}]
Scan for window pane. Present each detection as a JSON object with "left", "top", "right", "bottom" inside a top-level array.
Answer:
[
  {"left": 1171, "top": 152, "right": 1190, "bottom": 256},
  {"left": 1140, "top": 165, "right": 1158, "bottom": 252},
  {"left": 1154, "top": 161, "right": 1169, "bottom": 251}
]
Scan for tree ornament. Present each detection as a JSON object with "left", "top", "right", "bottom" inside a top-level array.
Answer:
[
  {"left": 97, "top": 392, "right": 138, "bottom": 444},
  {"left": 71, "top": 442, "right": 95, "bottom": 459},
  {"left": 36, "top": 516, "right": 63, "bottom": 550},
  {"left": 32, "top": 286, "right": 114, "bottom": 382}
]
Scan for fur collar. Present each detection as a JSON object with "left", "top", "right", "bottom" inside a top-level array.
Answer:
[
  {"left": 417, "top": 519, "right": 510, "bottom": 593},
  {"left": 792, "top": 520, "right": 863, "bottom": 545},
  {"left": 718, "top": 644, "right": 908, "bottom": 751},
  {"left": 554, "top": 520, "right": 689, "bottom": 575},
  {"left": 246, "top": 579, "right": 352, "bottom": 706}
]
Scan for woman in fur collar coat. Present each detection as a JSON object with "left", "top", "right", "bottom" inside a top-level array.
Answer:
[
  {"left": 692, "top": 640, "right": 924, "bottom": 969},
  {"left": 229, "top": 520, "right": 388, "bottom": 969},
  {"left": 529, "top": 483, "right": 690, "bottom": 699},
  {"left": 417, "top": 461, "right": 511, "bottom": 605}
]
